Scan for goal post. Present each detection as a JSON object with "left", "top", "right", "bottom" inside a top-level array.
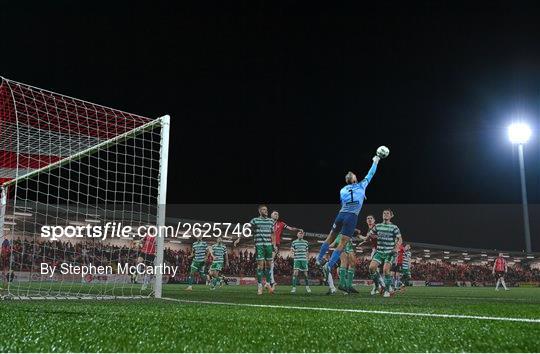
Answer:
[
  {"left": 0, "top": 77, "right": 170, "bottom": 299},
  {"left": 0, "top": 186, "right": 6, "bottom": 241},
  {"left": 154, "top": 114, "right": 170, "bottom": 299}
]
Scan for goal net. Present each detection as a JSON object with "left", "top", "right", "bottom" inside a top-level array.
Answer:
[{"left": 0, "top": 77, "right": 170, "bottom": 299}]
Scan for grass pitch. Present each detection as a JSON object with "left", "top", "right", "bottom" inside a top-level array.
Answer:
[{"left": 1, "top": 285, "right": 539, "bottom": 352}]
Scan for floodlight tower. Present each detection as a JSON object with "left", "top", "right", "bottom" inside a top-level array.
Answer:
[{"left": 508, "top": 122, "right": 532, "bottom": 252}]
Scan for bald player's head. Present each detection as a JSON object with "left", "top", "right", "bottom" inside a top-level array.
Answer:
[{"left": 345, "top": 171, "right": 357, "bottom": 184}]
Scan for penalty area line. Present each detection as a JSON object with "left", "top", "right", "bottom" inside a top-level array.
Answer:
[{"left": 162, "top": 297, "right": 540, "bottom": 324}]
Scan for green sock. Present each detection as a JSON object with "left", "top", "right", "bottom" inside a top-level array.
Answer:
[
  {"left": 304, "top": 274, "right": 309, "bottom": 286},
  {"left": 347, "top": 269, "right": 354, "bottom": 288},
  {"left": 339, "top": 267, "right": 347, "bottom": 287},
  {"left": 265, "top": 269, "right": 271, "bottom": 283},
  {"left": 369, "top": 271, "right": 378, "bottom": 285},
  {"left": 402, "top": 275, "right": 410, "bottom": 286},
  {"left": 384, "top": 274, "right": 392, "bottom": 291},
  {"left": 256, "top": 269, "right": 263, "bottom": 284},
  {"left": 292, "top": 276, "right": 298, "bottom": 287},
  {"left": 212, "top": 277, "right": 219, "bottom": 287},
  {"left": 188, "top": 271, "right": 195, "bottom": 285}
]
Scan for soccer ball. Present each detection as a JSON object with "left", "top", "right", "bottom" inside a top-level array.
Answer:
[{"left": 376, "top": 146, "right": 390, "bottom": 158}]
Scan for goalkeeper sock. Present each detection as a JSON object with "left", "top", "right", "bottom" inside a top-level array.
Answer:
[
  {"left": 256, "top": 269, "right": 263, "bottom": 284},
  {"left": 347, "top": 269, "right": 354, "bottom": 288},
  {"left": 292, "top": 276, "right": 298, "bottom": 287},
  {"left": 339, "top": 267, "right": 347, "bottom": 287},
  {"left": 328, "top": 249, "right": 342, "bottom": 269},
  {"left": 317, "top": 242, "right": 330, "bottom": 262}
]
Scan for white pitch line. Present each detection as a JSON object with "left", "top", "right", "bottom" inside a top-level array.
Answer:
[
  {"left": 162, "top": 297, "right": 540, "bottom": 324},
  {"left": 397, "top": 295, "right": 533, "bottom": 302}
]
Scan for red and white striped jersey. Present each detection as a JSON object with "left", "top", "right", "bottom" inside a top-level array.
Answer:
[
  {"left": 494, "top": 257, "right": 506, "bottom": 272},
  {"left": 141, "top": 235, "right": 156, "bottom": 255}
]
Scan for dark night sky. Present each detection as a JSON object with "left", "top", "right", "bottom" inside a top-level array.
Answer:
[{"left": 2, "top": 2, "right": 540, "bottom": 212}]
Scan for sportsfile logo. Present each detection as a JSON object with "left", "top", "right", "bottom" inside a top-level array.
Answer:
[{"left": 40, "top": 222, "right": 252, "bottom": 241}]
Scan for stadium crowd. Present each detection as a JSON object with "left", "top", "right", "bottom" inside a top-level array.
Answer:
[{"left": 3, "top": 239, "right": 540, "bottom": 284}]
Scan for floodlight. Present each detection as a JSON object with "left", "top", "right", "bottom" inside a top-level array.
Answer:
[{"left": 508, "top": 122, "right": 532, "bottom": 144}]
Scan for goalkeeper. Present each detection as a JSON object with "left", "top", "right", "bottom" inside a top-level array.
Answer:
[{"left": 316, "top": 154, "right": 382, "bottom": 279}]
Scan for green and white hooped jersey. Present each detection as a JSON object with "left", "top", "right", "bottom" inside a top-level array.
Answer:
[
  {"left": 372, "top": 223, "right": 401, "bottom": 254},
  {"left": 192, "top": 240, "right": 208, "bottom": 262},
  {"left": 250, "top": 216, "right": 275, "bottom": 246},
  {"left": 291, "top": 239, "right": 309, "bottom": 261},
  {"left": 402, "top": 250, "right": 411, "bottom": 270},
  {"left": 211, "top": 243, "right": 227, "bottom": 263}
]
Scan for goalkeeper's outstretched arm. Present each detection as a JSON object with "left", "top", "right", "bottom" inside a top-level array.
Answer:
[{"left": 362, "top": 156, "right": 380, "bottom": 185}]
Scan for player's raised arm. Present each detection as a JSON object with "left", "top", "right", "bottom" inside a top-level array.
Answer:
[
  {"left": 362, "top": 156, "right": 380, "bottom": 186},
  {"left": 285, "top": 224, "right": 302, "bottom": 233},
  {"left": 362, "top": 146, "right": 390, "bottom": 186}
]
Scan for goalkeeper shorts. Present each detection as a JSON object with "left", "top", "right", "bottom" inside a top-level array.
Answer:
[{"left": 331, "top": 212, "right": 358, "bottom": 238}]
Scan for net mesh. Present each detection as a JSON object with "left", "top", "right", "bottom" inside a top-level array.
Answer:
[{"left": 0, "top": 77, "right": 167, "bottom": 299}]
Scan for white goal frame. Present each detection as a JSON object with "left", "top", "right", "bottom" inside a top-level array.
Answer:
[{"left": 0, "top": 77, "right": 170, "bottom": 300}]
